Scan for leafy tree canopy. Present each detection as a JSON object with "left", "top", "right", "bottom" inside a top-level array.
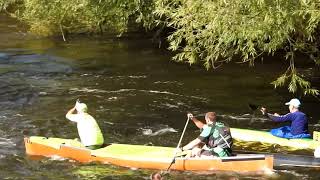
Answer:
[
  {"left": 0, "top": 0, "right": 155, "bottom": 37},
  {"left": 155, "top": 0, "right": 320, "bottom": 96}
]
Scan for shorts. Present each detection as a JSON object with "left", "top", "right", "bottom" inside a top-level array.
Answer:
[
  {"left": 201, "top": 147, "right": 231, "bottom": 157},
  {"left": 270, "top": 126, "right": 311, "bottom": 139},
  {"left": 201, "top": 150, "right": 219, "bottom": 156}
]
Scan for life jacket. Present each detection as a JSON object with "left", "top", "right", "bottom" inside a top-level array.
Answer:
[{"left": 206, "top": 122, "right": 233, "bottom": 149}]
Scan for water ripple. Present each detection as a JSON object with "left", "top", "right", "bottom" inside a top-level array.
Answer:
[
  {"left": 69, "top": 88, "right": 207, "bottom": 101},
  {"left": 140, "top": 125, "right": 178, "bottom": 136}
]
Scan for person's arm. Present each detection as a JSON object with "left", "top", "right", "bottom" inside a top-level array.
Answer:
[
  {"left": 182, "top": 138, "right": 202, "bottom": 151},
  {"left": 191, "top": 117, "right": 205, "bottom": 129},
  {"left": 182, "top": 124, "right": 211, "bottom": 151},
  {"left": 267, "top": 113, "right": 292, "bottom": 122},
  {"left": 261, "top": 107, "right": 289, "bottom": 122},
  {"left": 188, "top": 113, "right": 205, "bottom": 129},
  {"left": 66, "top": 107, "right": 78, "bottom": 122}
]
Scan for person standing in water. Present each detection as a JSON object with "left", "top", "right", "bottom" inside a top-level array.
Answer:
[
  {"left": 66, "top": 99, "right": 104, "bottom": 150},
  {"left": 260, "top": 98, "right": 310, "bottom": 139}
]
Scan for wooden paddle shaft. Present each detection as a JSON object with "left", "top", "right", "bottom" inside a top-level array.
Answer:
[
  {"left": 175, "top": 116, "right": 190, "bottom": 150},
  {"left": 166, "top": 117, "right": 191, "bottom": 171}
]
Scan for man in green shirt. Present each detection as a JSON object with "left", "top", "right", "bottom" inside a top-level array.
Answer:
[
  {"left": 181, "top": 112, "right": 232, "bottom": 157},
  {"left": 66, "top": 100, "right": 104, "bottom": 150}
]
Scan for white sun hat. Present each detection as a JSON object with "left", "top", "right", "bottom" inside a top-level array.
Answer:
[
  {"left": 75, "top": 102, "right": 88, "bottom": 113},
  {"left": 285, "top": 98, "right": 301, "bottom": 108}
]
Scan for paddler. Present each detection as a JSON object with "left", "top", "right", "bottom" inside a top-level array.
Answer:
[
  {"left": 66, "top": 99, "right": 104, "bottom": 149},
  {"left": 180, "top": 112, "right": 233, "bottom": 157},
  {"left": 260, "top": 98, "right": 311, "bottom": 139}
]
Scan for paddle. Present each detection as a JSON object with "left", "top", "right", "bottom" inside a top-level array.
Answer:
[
  {"left": 248, "top": 103, "right": 259, "bottom": 111},
  {"left": 248, "top": 103, "right": 261, "bottom": 124},
  {"left": 249, "top": 103, "right": 271, "bottom": 115},
  {"left": 166, "top": 115, "right": 191, "bottom": 171},
  {"left": 151, "top": 116, "right": 191, "bottom": 179}
]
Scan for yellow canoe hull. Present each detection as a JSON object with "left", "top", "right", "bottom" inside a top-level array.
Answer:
[{"left": 25, "top": 136, "right": 273, "bottom": 173}]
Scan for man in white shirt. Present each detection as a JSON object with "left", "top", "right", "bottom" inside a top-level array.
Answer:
[{"left": 66, "top": 100, "right": 104, "bottom": 150}]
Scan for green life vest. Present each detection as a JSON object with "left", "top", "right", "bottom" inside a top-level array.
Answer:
[{"left": 207, "top": 122, "right": 233, "bottom": 149}]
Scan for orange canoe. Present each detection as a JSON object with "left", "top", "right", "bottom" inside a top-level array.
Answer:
[{"left": 24, "top": 136, "right": 273, "bottom": 173}]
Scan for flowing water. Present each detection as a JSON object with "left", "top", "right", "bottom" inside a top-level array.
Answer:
[{"left": 1, "top": 15, "right": 320, "bottom": 179}]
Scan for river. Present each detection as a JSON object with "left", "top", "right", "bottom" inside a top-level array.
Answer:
[{"left": 0, "top": 15, "right": 320, "bottom": 179}]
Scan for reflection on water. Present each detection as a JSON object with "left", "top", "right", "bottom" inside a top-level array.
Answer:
[{"left": 1, "top": 15, "right": 320, "bottom": 179}]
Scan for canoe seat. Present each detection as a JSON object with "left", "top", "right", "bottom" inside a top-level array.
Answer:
[{"left": 313, "top": 131, "right": 320, "bottom": 142}]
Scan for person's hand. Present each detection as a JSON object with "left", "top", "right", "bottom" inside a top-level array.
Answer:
[
  {"left": 187, "top": 113, "right": 193, "bottom": 119},
  {"left": 174, "top": 147, "right": 183, "bottom": 154},
  {"left": 75, "top": 99, "right": 80, "bottom": 107},
  {"left": 260, "top": 107, "right": 267, "bottom": 115},
  {"left": 273, "top": 113, "right": 280, "bottom": 116},
  {"left": 191, "top": 148, "right": 201, "bottom": 158}
]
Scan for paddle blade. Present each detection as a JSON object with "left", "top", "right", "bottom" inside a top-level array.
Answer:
[{"left": 248, "top": 103, "right": 259, "bottom": 111}]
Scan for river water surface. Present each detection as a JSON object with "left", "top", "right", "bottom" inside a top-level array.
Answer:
[{"left": 1, "top": 15, "right": 320, "bottom": 179}]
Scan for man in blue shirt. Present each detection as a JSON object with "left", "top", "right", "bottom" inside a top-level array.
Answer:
[{"left": 260, "top": 98, "right": 310, "bottom": 139}]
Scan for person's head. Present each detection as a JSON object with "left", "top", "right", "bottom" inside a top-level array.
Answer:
[
  {"left": 285, "top": 98, "right": 301, "bottom": 112},
  {"left": 75, "top": 103, "right": 88, "bottom": 113},
  {"left": 205, "top": 112, "right": 217, "bottom": 125}
]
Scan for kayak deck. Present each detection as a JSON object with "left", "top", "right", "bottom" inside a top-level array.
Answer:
[
  {"left": 25, "top": 136, "right": 273, "bottom": 173},
  {"left": 230, "top": 128, "right": 320, "bottom": 151}
]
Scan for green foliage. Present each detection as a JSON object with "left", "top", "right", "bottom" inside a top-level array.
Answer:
[
  {"left": 272, "top": 68, "right": 319, "bottom": 96},
  {"left": 271, "top": 50, "right": 319, "bottom": 96},
  {"left": 19, "top": 0, "right": 137, "bottom": 36},
  {"left": 154, "top": 0, "right": 320, "bottom": 96},
  {"left": 135, "top": 0, "right": 157, "bottom": 29},
  {"left": 1, "top": 0, "right": 156, "bottom": 36},
  {"left": 0, "top": 0, "right": 21, "bottom": 11}
]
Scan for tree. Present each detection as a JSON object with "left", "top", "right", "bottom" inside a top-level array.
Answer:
[
  {"left": 1, "top": 0, "right": 156, "bottom": 40},
  {"left": 0, "top": 0, "right": 20, "bottom": 11},
  {"left": 154, "top": 0, "right": 320, "bottom": 96}
]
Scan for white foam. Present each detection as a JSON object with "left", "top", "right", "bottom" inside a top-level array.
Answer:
[
  {"left": 141, "top": 127, "right": 178, "bottom": 136},
  {"left": 49, "top": 155, "right": 67, "bottom": 161},
  {"left": 0, "top": 138, "right": 16, "bottom": 146},
  {"left": 69, "top": 87, "right": 107, "bottom": 93}
]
